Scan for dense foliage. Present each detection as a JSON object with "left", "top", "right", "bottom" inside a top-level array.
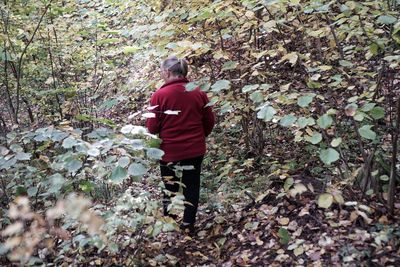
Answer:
[{"left": 1, "top": 0, "right": 399, "bottom": 265}]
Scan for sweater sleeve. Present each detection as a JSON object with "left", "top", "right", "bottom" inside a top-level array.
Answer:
[
  {"left": 146, "top": 93, "right": 161, "bottom": 134},
  {"left": 202, "top": 94, "right": 215, "bottom": 137}
]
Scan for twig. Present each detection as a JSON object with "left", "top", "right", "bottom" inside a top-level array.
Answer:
[
  {"left": 15, "top": 0, "right": 53, "bottom": 120},
  {"left": 324, "top": 14, "right": 344, "bottom": 60}
]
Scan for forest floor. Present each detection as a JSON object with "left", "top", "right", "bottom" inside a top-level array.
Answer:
[{"left": 78, "top": 178, "right": 400, "bottom": 267}]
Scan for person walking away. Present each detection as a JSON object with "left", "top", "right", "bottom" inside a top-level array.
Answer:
[{"left": 146, "top": 56, "right": 215, "bottom": 233}]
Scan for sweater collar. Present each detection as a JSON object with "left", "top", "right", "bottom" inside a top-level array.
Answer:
[{"left": 160, "top": 78, "right": 189, "bottom": 88}]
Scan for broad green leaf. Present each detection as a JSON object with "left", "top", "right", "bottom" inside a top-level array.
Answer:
[
  {"left": 278, "top": 228, "right": 291, "bottom": 245},
  {"left": 358, "top": 125, "right": 376, "bottom": 140},
  {"left": 297, "top": 94, "right": 314, "bottom": 108},
  {"left": 62, "top": 137, "right": 77, "bottom": 149},
  {"left": 65, "top": 159, "right": 82, "bottom": 173},
  {"left": 146, "top": 148, "right": 165, "bottom": 160},
  {"left": 128, "top": 163, "right": 148, "bottom": 176},
  {"left": 79, "top": 181, "right": 94, "bottom": 192},
  {"left": 280, "top": 114, "right": 297, "bottom": 127},
  {"left": 211, "top": 80, "right": 230, "bottom": 92},
  {"left": 257, "top": 106, "right": 276, "bottom": 122},
  {"left": 331, "top": 138, "right": 342, "bottom": 147},
  {"left": 284, "top": 177, "right": 294, "bottom": 191},
  {"left": 297, "top": 117, "right": 315, "bottom": 128},
  {"left": 221, "top": 61, "right": 238, "bottom": 71},
  {"left": 110, "top": 166, "right": 128, "bottom": 183},
  {"left": 10, "top": 144, "right": 23, "bottom": 153},
  {"left": 98, "top": 38, "right": 119, "bottom": 45},
  {"left": 122, "top": 46, "right": 141, "bottom": 54},
  {"left": 242, "top": 84, "right": 259, "bottom": 93},
  {"left": 339, "top": 60, "right": 353, "bottom": 67},
  {"left": 15, "top": 152, "right": 31, "bottom": 161},
  {"left": 87, "top": 148, "right": 100, "bottom": 157},
  {"left": 393, "top": 27, "right": 400, "bottom": 44},
  {"left": 118, "top": 156, "right": 130, "bottom": 168},
  {"left": 319, "top": 148, "right": 339, "bottom": 165},
  {"left": 361, "top": 102, "right": 375, "bottom": 112},
  {"left": 377, "top": 15, "right": 397, "bottom": 25},
  {"left": 306, "top": 132, "right": 322, "bottom": 144},
  {"left": 48, "top": 173, "right": 65, "bottom": 194},
  {"left": 185, "top": 81, "right": 199, "bottom": 92},
  {"left": 27, "top": 186, "right": 38, "bottom": 197},
  {"left": 318, "top": 193, "right": 333, "bottom": 209},
  {"left": 369, "top": 107, "right": 385, "bottom": 120},
  {"left": 369, "top": 43, "right": 379, "bottom": 56},
  {"left": 250, "top": 91, "right": 263, "bottom": 103},
  {"left": 317, "top": 114, "right": 333, "bottom": 129},
  {"left": 380, "top": 175, "right": 389, "bottom": 181},
  {"left": 354, "top": 112, "right": 365, "bottom": 122}
]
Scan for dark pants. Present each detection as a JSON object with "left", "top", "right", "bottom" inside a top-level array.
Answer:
[{"left": 160, "top": 155, "right": 203, "bottom": 224}]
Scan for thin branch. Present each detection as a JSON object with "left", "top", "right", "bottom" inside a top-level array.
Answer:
[
  {"left": 15, "top": 0, "right": 53, "bottom": 120},
  {"left": 324, "top": 14, "right": 344, "bottom": 60}
]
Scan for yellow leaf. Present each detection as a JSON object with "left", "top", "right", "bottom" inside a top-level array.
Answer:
[
  {"left": 318, "top": 193, "right": 333, "bottom": 209},
  {"left": 279, "top": 217, "right": 290, "bottom": 225},
  {"left": 294, "top": 245, "right": 304, "bottom": 256}
]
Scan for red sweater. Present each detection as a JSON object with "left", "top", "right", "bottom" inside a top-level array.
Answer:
[{"left": 146, "top": 78, "right": 215, "bottom": 162}]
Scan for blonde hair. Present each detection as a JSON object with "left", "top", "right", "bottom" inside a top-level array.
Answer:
[{"left": 161, "top": 56, "right": 188, "bottom": 77}]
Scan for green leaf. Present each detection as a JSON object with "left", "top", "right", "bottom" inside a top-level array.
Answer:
[
  {"left": 318, "top": 193, "right": 333, "bottom": 209},
  {"left": 122, "top": 46, "right": 141, "bottom": 54},
  {"left": 331, "top": 137, "right": 342, "bottom": 147},
  {"left": 15, "top": 186, "right": 27, "bottom": 196},
  {"left": 15, "top": 152, "right": 31, "bottom": 161},
  {"left": 319, "top": 148, "right": 340, "bottom": 165},
  {"left": 242, "top": 84, "right": 259, "bottom": 93},
  {"left": 297, "top": 94, "right": 314, "bottom": 108},
  {"left": 98, "top": 38, "right": 119, "bottom": 45},
  {"left": 306, "top": 132, "right": 322, "bottom": 144},
  {"left": 128, "top": 163, "right": 148, "bottom": 176},
  {"left": 79, "top": 181, "right": 94, "bottom": 192},
  {"left": 211, "top": 80, "right": 230, "bottom": 92},
  {"left": 380, "top": 175, "right": 389, "bottom": 181},
  {"left": 317, "top": 114, "right": 333, "bottom": 129},
  {"left": 110, "top": 166, "right": 128, "bottom": 184},
  {"left": 280, "top": 114, "right": 297, "bottom": 127},
  {"left": 185, "top": 81, "right": 199, "bottom": 92},
  {"left": 361, "top": 102, "right": 376, "bottom": 112},
  {"left": 27, "top": 186, "right": 38, "bottom": 197},
  {"left": 65, "top": 159, "right": 82, "bottom": 173},
  {"left": 339, "top": 60, "right": 353, "bottom": 67},
  {"left": 250, "top": 91, "right": 263, "bottom": 103},
  {"left": 297, "top": 117, "right": 315, "bottom": 128},
  {"left": 377, "top": 15, "right": 397, "bottom": 25},
  {"left": 358, "top": 125, "right": 376, "bottom": 140},
  {"left": 62, "top": 137, "right": 77, "bottom": 149},
  {"left": 257, "top": 106, "right": 276, "bottom": 122},
  {"left": 118, "top": 156, "right": 130, "bottom": 168},
  {"left": 354, "top": 112, "right": 365, "bottom": 122},
  {"left": 278, "top": 228, "right": 291, "bottom": 245},
  {"left": 369, "top": 107, "right": 385, "bottom": 120},
  {"left": 87, "top": 147, "right": 100, "bottom": 157},
  {"left": 369, "top": 43, "right": 379, "bottom": 56},
  {"left": 146, "top": 148, "right": 165, "bottom": 160},
  {"left": 221, "top": 61, "right": 238, "bottom": 71},
  {"left": 284, "top": 177, "right": 294, "bottom": 191},
  {"left": 393, "top": 27, "right": 400, "bottom": 44},
  {"left": 48, "top": 173, "right": 65, "bottom": 194}
]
